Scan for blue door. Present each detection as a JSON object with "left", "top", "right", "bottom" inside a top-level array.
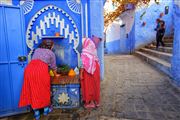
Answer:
[
  {"left": 0, "top": 5, "right": 29, "bottom": 117},
  {"left": 120, "top": 25, "right": 128, "bottom": 53}
]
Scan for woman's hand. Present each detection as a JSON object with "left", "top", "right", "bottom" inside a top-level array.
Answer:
[
  {"left": 55, "top": 74, "right": 60, "bottom": 78},
  {"left": 52, "top": 70, "right": 60, "bottom": 77}
]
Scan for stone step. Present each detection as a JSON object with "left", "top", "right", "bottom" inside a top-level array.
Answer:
[
  {"left": 145, "top": 45, "right": 172, "bottom": 53},
  {"left": 151, "top": 42, "right": 173, "bottom": 47},
  {"left": 99, "top": 116, "right": 133, "bottom": 120},
  {"left": 164, "top": 43, "right": 173, "bottom": 47},
  {"left": 139, "top": 48, "right": 172, "bottom": 63},
  {"left": 135, "top": 51, "right": 171, "bottom": 76},
  {"left": 164, "top": 36, "right": 174, "bottom": 39},
  {"left": 163, "top": 38, "right": 173, "bottom": 43}
]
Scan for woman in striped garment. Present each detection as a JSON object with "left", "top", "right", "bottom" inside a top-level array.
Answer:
[{"left": 19, "top": 40, "right": 59, "bottom": 120}]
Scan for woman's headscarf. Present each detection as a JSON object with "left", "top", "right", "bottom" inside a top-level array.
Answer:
[
  {"left": 39, "top": 39, "right": 54, "bottom": 50},
  {"left": 81, "top": 38, "right": 99, "bottom": 74}
]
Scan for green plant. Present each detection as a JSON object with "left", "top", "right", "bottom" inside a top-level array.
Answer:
[{"left": 57, "top": 64, "right": 70, "bottom": 75}]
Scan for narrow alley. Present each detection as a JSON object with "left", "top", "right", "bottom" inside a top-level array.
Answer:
[
  {"left": 94, "top": 55, "right": 180, "bottom": 120},
  {"left": 1, "top": 55, "right": 180, "bottom": 120}
]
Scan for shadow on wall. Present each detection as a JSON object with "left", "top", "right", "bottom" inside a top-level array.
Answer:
[{"left": 106, "top": 39, "right": 128, "bottom": 54}]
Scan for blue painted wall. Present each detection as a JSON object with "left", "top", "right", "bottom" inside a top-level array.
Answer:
[
  {"left": 105, "top": 10, "right": 135, "bottom": 54},
  {"left": 106, "top": 39, "right": 122, "bottom": 54},
  {"left": 135, "top": 0, "right": 173, "bottom": 49},
  {"left": 106, "top": 22, "right": 125, "bottom": 54},
  {"left": 106, "top": 32, "right": 133, "bottom": 54},
  {"left": 88, "top": 0, "right": 104, "bottom": 80},
  {"left": 171, "top": 2, "right": 180, "bottom": 86},
  {"left": 106, "top": 26, "right": 135, "bottom": 54},
  {"left": 12, "top": 0, "right": 82, "bottom": 69},
  {"left": 106, "top": 0, "right": 173, "bottom": 54},
  {"left": 11, "top": 0, "right": 105, "bottom": 80}
]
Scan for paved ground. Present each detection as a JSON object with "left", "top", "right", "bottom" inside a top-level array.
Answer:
[{"left": 1, "top": 55, "right": 180, "bottom": 120}]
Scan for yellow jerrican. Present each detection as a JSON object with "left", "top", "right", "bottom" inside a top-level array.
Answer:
[{"left": 49, "top": 70, "right": 54, "bottom": 77}]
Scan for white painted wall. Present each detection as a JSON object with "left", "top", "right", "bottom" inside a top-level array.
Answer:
[
  {"left": 106, "top": 22, "right": 121, "bottom": 42},
  {"left": 106, "top": 10, "right": 135, "bottom": 43},
  {"left": 120, "top": 10, "right": 135, "bottom": 34},
  {"left": 0, "top": 0, "right": 12, "bottom": 5}
]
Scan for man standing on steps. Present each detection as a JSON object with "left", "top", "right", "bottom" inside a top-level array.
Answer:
[{"left": 155, "top": 19, "right": 165, "bottom": 49}]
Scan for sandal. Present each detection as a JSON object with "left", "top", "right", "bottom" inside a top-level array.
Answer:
[
  {"left": 34, "top": 110, "right": 40, "bottom": 120},
  {"left": 94, "top": 101, "right": 100, "bottom": 107},
  {"left": 84, "top": 102, "right": 95, "bottom": 108},
  {"left": 49, "top": 105, "right": 53, "bottom": 113},
  {"left": 95, "top": 104, "right": 100, "bottom": 107},
  {"left": 43, "top": 107, "right": 49, "bottom": 115},
  {"left": 43, "top": 106, "right": 53, "bottom": 115}
]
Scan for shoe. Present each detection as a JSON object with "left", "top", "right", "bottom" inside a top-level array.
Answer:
[
  {"left": 43, "top": 107, "right": 50, "bottom": 116},
  {"left": 96, "top": 104, "right": 100, "bottom": 107},
  {"left": 49, "top": 105, "right": 53, "bottom": 113},
  {"left": 94, "top": 101, "right": 100, "bottom": 107},
  {"left": 84, "top": 102, "right": 95, "bottom": 108},
  {"left": 34, "top": 110, "right": 40, "bottom": 120}
]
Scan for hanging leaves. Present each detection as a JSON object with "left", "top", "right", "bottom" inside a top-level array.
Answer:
[{"left": 104, "top": 0, "right": 151, "bottom": 30}]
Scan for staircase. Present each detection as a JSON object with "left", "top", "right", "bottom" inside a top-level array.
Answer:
[{"left": 135, "top": 36, "right": 173, "bottom": 77}]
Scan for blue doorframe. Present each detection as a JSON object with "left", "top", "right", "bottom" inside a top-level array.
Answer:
[{"left": 0, "top": 5, "right": 29, "bottom": 117}]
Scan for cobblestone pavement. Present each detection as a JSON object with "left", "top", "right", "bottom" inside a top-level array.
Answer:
[{"left": 1, "top": 55, "right": 180, "bottom": 120}]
